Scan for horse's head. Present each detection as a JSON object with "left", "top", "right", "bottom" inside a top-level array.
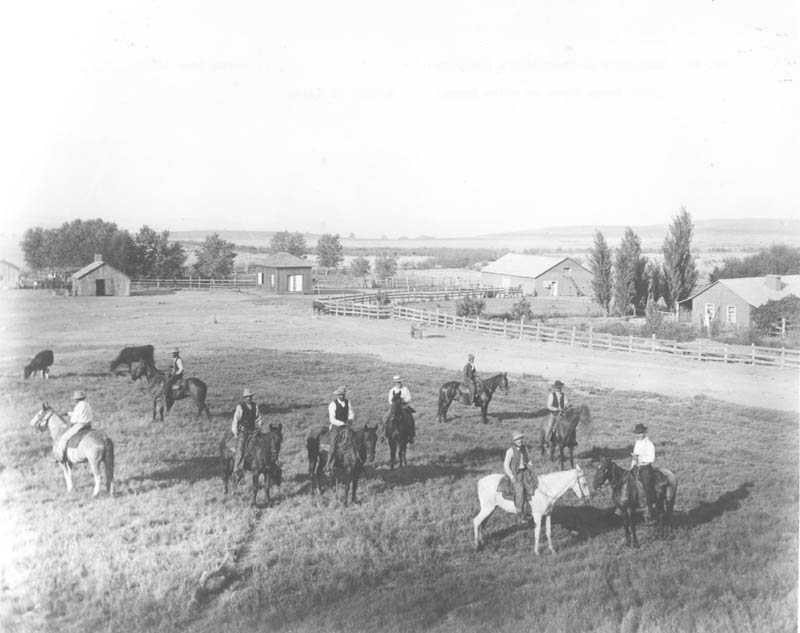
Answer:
[
  {"left": 362, "top": 424, "right": 378, "bottom": 463},
  {"left": 592, "top": 457, "right": 610, "bottom": 491},
  {"left": 500, "top": 372, "right": 509, "bottom": 394},
  {"left": 572, "top": 465, "right": 592, "bottom": 503},
  {"left": 131, "top": 361, "right": 147, "bottom": 381},
  {"left": 23, "top": 364, "right": 32, "bottom": 379},
  {"left": 389, "top": 391, "right": 404, "bottom": 420},
  {"left": 268, "top": 423, "right": 283, "bottom": 456},
  {"left": 29, "top": 403, "right": 53, "bottom": 432}
]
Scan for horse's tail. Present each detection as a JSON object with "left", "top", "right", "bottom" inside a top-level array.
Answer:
[
  {"left": 437, "top": 385, "right": 449, "bottom": 418},
  {"left": 307, "top": 433, "right": 320, "bottom": 473},
  {"left": 104, "top": 436, "right": 115, "bottom": 495}
]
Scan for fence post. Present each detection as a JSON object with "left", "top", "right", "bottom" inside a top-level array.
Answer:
[
  {"left": 781, "top": 347, "right": 786, "bottom": 367},
  {"left": 629, "top": 335, "right": 633, "bottom": 353},
  {"left": 520, "top": 317, "right": 524, "bottom": 339},
  {"left": 651, "top": 333, "right": 656, "bottom": 353},
  {"left": 673, "top": 341, "right": 677, "bottom": 356},
  {"left": 571, "top": 326, "right": 576, "bottom": 346},
  {"left": 751, "top": 343, "right": 755, "bottom": 365},
  {"left": 476, "top": 315, "right": 480, "bottom": 332},
  {"left": 589, "top": 326, "right": 593, "bottom": 349},
  {"left": 504, "top": 318, "right": 507, "bottom": 337},
  {"left": 698, "top": 339, "right": 702, "bottom": 361},
  {"left": 724, "top": 344, "right": 729, "bottom": 364},
  {"left": 608, "top": 334, "right": 612, "bottom": 350}
]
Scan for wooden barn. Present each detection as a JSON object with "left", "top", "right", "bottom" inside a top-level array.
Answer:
[
  {"left": 679, "top": 274, "right": 800, "bottom": 329},
  {"left": 251, "top": 252, "right": 313, "bottom": 294},
  {"left": 71, "top": 255, "right": 131, "bottom": 296},
  {"left": 481, "top": 253, "right": 593, "bottom": 296},
  {"left": 0, "top": 259, "right": 21, "bottom": 289}
]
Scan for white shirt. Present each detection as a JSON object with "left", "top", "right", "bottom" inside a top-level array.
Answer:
[
  {"left": 328, "top": 398, "right": 355, "bottom": 426},
  {"left": 632, "top": 437, "right": 656, "bottom": 467},
  {"left": 387, "top": 385, "right": 412, "bottom": 404},
  {"left": 503, "top": 445, "right": 531, "bottom": 479},
  {"left": 69, "top": 401, "right": 92, "bottom": 426},
  {"left": 172, "top": 357, "right": 184, "bottom": 376}
]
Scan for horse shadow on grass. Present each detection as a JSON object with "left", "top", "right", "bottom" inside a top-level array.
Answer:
[
  {"left": 58, "top": 371, "right": 117, "bottom": 379},
  {"left": 577, "top": 445, "right": 635, "bottom": 461},
  {"left": 124, "top": 456, "right": 221, "bottom": 488},
  {"left": 494, "top": 409, "right": 548, "bottom": 422}
]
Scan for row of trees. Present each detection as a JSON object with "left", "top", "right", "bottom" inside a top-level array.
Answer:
[
  {"left": 21, "top": 219, "right": 239, "bottom": 279},
  {"left": 588, "top": 208, "right": 699, "bottom": 316},
  {"left": 268, "top": 230, "right": 345, "bottom": 269}
]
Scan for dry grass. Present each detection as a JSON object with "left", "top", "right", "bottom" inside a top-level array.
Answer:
[{"left": 0, "top": 291, "right": 797, "bottom": 633}]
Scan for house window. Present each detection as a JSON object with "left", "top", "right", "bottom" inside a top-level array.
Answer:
[
  {"left": 562, "top": 267, "right": 572, "bottom": 276},
  {"left": 726, "top": 305, "right": 736, "bottom": 324},
  {"left": 270, "top": 273, "right": 275, "bottom": 288},
  {"left": 704, "top": 303, "right": 715, "bottom": 326}
]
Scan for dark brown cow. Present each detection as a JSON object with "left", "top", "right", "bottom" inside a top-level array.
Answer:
[
  {"left": 24, "top": 350, "right": 54, "bottom": 379},
  {"left": 110, "top": 345, "right": 155, "bottom": 374}
]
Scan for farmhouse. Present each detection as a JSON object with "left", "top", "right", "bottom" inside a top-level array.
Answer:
[
  {"left": 679, "top": 274, "right": 800, "bottom": 328},
  {"left": 0, "top": 259, "right": 21, "bottom": 289},
  {"left": 251, "top": 252, "right": 312, "bottom": 294},
  {"left": 481, "top": 253, "right": 593, "bottom": 296},
  {"left": 71, "top": 255, "right": 131, "bottom": 296}
]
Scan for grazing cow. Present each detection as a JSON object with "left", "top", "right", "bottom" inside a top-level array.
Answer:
[
  {"left": 110, "top": 345, "right": 155, "bottom": 374},
  {"left": 24, "top": 350, "right": 54, "bottom": 379}
]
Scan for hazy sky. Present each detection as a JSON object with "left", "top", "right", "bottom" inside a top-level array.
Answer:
[{"left": 1, "top": 0, "right": 797, "bottom": 239}]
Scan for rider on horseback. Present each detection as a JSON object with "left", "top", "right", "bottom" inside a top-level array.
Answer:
[
  {"left": 54, "top": 390, "right": 93, "bottom": 462},
  {"left": 167, "top": 348, "right": 185, "bottom": 398},
  {"left": 543, "top": 380, "right": 568, "bottom": 446},
  {"left": 463, "top": 354, "right": 480, "bottom": 406},
  {"left": 382, "top": 375, "right": 415, "bottom": 444},
  {"left": 504, "top": 431, "right": 535, "bottom": 522},
  {"left": 326, "top": 386, "right": 354, "bottom": 474},
  {"left": 232, "top": 388, "right": 261, "bottom": 482},
  {"left": 631, "top": 423, "right": 657, "bottom": 524}
]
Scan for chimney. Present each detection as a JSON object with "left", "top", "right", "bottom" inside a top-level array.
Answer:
[
  {"left": 94, "top": 254, "right": 103, "bottom": 262},
  {"left": 764, "top": 274, "right": 783, "bottom": 291}
]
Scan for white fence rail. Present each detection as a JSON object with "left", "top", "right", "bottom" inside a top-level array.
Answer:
[
  {"left": 131, "top": 277, "right": 258, "bottom": 291},
  {"left": 315, "top": 294, "right": 800, "bottom": 370}
]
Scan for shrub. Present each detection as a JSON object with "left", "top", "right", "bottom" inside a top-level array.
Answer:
[
  {"left": 510, "top": 297, "right": 534, "bottom": 322},
  {"left": 456, "top": 295, "right": 485, "bottom": 317}
]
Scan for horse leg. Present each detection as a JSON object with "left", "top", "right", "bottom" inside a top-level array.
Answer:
[
  {"left": 545, "top": 514, "right": 555, "bottom": 554},
  {"left": 61, "top": 463, "right": 74, "bottom": 493},
  {"left": 630, "top": 511, "right": 640, "bottom": 548},
  {"left": 568, "top": 445, "right": 574, "bottom": 469},
  {"left": 89, "top": 457, "right": 102, "bottom": 497},
  {"left": 400, "top": 440, "right": 406, "bottom": 468},
  {"left": 252, "top": 471, "right": 259, "bottom": 507},
  {"left": 533, "top": 514, "right": 541, "bottom": 555},
  {"left": 472, "top": 505, "right": 495, "bottom": 551},
  {"left": 223, "top": 457, "right": 231, "bottom": 494},
  {"left": 351, "top": 474, "right": 358, "bottom": 504},
  {"left": 389, "top": 439, "right": 396, "bottom": 470}
]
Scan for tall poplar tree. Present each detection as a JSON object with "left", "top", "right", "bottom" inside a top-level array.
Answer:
[
  {"left": 662, "top": 207, "right": 698, "bottom": 315},
  {"left": 588, "top": 230, "right": 613, "bottom": 316},
  {"left": 613, "top": 227, "right": 647, "bottom": 316}
]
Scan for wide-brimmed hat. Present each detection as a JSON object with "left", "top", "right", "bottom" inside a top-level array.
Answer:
[
  {"left": 72, "top": 390, "right": 86, "bottom": 400},
  {"left": 172, "top": 348, "right": 180, "bottom": 354},
  {"left": 334, "top": 386, "right": 347, "bottom": 397},
  {"left": 468, "top": 353, "right": 475, "bottom": 360},
  {"left": 512, "top": 431, "right": 524, "bottom": 441},
  {"left": 393, "top": 375, "right": 402, "bottom": 382},
  {"left": 633, "top": 423, "right": 647, "bottom": 434},
  {"left": 242, "top": 388, "right": 255, "bottom": 398},
  {"left": 553, "top": 380, "right": 564, "bottom": 388}
]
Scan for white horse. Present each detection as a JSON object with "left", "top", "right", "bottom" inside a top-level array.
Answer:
[{"left": 473, "top": 466, "right": 590, "bottom": 554}]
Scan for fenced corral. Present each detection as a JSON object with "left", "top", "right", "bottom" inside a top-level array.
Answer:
[
  {"left": 313, "top": 273, "right": 496, "bottom": 293},
  {"left": 131, "top": 276, "right": 258, "bottom": 291},
  {"left": 316, "top": 293, "right": 800, "bottom": 370}
]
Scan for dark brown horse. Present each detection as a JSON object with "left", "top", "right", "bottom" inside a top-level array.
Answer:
[
  {"left": 307, "top": 424, "right": 378, "bottom": 505},
  {"left": 593, "top": 457, "right": 678, "bottom": 547},
  {"left": 110, "top": 345, "right": 155, "bottom": 374},
  {"left": 437, "top": 372, "right": 509, "bottom": 424},
  {"left": 539, "top": 404, "right": 592, "bottom": 470},
  {"left": 132, "top": 361, "right": 210, "bottom": 423},
  {"left": 385, "top": 391, "right": 413, "bottom": 470},
  {"left": 221, "top": 423, "right": 283, "bottom": 507}
]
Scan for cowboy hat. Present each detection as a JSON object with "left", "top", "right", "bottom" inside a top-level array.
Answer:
[
  {"left": 553, "top": 380, "right": 564, "bottom": 388},
  {"left": 334, "top": 386, "right": 347, "bottom": 397},
  {"left": 171, "top": 348, "right": 180, "bottom": 354},
  {"left": 468, "top": 353, "right": 475, "bottom": 360},
  {"left": 242, "top": 388, "right": 255, "bottom": 398},
  {"left": 393, "top": 375, "right": 402, "bottom": 382},
  {"left": 512, "top": 431, "right": 524, "bottom": 441},
  {"left": 633, "top": 423, "right": 647, "bottom": 434},
  {"left": 72, "top": 390, "right": 86, "bottom": 400}
]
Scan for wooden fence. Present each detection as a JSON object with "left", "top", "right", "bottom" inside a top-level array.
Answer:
[
  {"left": 315, "top": 294, "right": 800, "bottom": 370},
  {"left": 131, "top": 276, "right": 258, "bottom": 291}
]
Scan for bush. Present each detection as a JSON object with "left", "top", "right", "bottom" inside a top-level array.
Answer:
[
  {"left": 510, "top": 297, "right": 534, "bottom": 322},
  {"left": 375, "top": 291, "right": 391, "bottom": 306},
  {"left": 456, "top": 295, "right": 485, "bottom": 317}
]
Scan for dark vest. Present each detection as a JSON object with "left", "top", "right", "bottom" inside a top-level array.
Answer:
[
  {"left": 172, "top": 358, "right": 183, "bottom": 376},
  {"left": 550, "top": 391, "right": 564, "bottom": 409},
  {"left": 334, "top": 399, "right": 349, "bottom": 423},
  {"left": 236, "top": 402, "right": 257, "bottom": 434},
  {"left": 510, "top": 445, "right": 529, "bottom": 472}
]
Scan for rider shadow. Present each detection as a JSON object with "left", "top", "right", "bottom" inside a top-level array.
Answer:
[
  {"left": 372, "top": 461, "right": 481, "bottom": 489},
  {"left": 454, "top": 446, "right": 507, "bottom": 464},
  {"left": 577, "top": 445, "right": 634, "bottom": 461},
  {"left": 125, "top": 456, "right": 220, "bottom": 486},
  {"left": 494, "top": 410, "right": 546, "bottom": 421},
  {"left": 265, "top": 403, "right": 318, "bottom": 414},
  {"left": 551, "top": 505, "right": 622, "bottom": 538},
  {"left": 674, "top": 482, "right": 754, "bottom": 528},
  {"left": 58, "top": 371, "right": 113, "bottom": 379}
]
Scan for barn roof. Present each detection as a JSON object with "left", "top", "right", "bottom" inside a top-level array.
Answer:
[
  {"left": 253, "top": 252, "right": 312, "bottom": 268},
  {"left": 0, "top": 259, "right": 21, "bottom": 270},
  {"left": 681, "top": 275, "right": 800, "bottom": 307},
  {"left": 71, "top": 260, "right": 107, "bottom": 279},
  {"left": 481, "top": 253, "right": 589, "bottom": 278}
]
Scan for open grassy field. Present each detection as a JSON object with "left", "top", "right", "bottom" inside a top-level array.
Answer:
[{"left": 0, "top": 290, "right": 797, "bottom": 633}]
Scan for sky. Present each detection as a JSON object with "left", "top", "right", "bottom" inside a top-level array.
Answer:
[{"left": 1, "top": 0, "right": 797, "bottom": 241}]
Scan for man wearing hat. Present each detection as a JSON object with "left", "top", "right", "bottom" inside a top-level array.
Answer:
[
  {"left": 54, "top": 390, "right": 93, "bottom": 462},
  {"left": 543, "top": 380, "right": 569, "bottom": 447},
  {"left": 231, "top": 388, "right": 261, "bottom": 481},
  {"left": 503, "top": 430, "right": 535, "bottom": 521},
  {"left": 382, "top": 375, "right": 416, "bottom": 444},
  {"left": 631, "top": 423, "right": 656, "bottom": 523},
  {"left": 462, "top": 353, "right": 479, "bottom": 406},
  {"left": 168, "top": 348, "right": 185, "bottom": 399},
  {"left": 326, "top": 386, "right": 355, "bottom": 472}
]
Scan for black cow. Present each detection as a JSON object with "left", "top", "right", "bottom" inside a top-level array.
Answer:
[
  {"left": 110, "top": 345, "right": 155, "bottom": 375},
  {"left": 24, "top": 349, "right": 54, "bottom": 379}
]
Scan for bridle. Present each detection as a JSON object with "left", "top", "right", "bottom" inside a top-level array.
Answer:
[{"left": 33, "top": 407, "right": 55, "bottom": 433}]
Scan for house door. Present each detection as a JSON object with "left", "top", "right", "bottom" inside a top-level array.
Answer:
[
  {"left": 288, "top": 274, "right": 303, "bottom": 292},
  {"left": 95, "top": 279, "right": 106, "bottom": 296},
  {"left": 548, "top": 281, "right": 558, "bottom": 297}
]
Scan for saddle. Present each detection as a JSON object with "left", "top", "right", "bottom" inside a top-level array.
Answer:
[
  {"left": 630, "top": 466, "right": 668, "bottom": 508},
  {"left": 66, "top": 426, "right": 92, "bottom": 450},
  {"left": 498, "top": 471, "right": 537, "bottom": 501}
]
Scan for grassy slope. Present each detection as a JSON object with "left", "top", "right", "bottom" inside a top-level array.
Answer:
[{"left": 0, "top": 294, "right": 797, "bottom": 633}]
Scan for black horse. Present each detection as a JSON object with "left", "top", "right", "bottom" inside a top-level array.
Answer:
[
  {"left": 437, "top": 372, "right": 509, "bottom": 424},
  {"left": 110, "top": 345, "right": 155, "bottom": 374},
  {"left": 539, "top": 404, "right": 592, "bottom": 470},
  {"left": 593, "top": 457, "right": 678, "bottom": 547},
  {"left": 385, "top": 391, "right": 413, "bottom": 470},
  {"left": 306, "top": 424, "right": 378, "bottom": 505},
  {"left": 221, "top": 423, "right": 283, "bottom": 507},
  {"left": 131, "top": 361, "right": 210, "bottom": 423}
]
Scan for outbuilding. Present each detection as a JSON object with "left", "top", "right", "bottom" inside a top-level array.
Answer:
[
  {"left": 71, "top": 255, "right": 131, "bottom": 296},
  {"left": 481, "top": 253, "right": 593, "bottom": 296},
  {"left": 679, "top": 274, "right": 800, "bottom": 329},
  {"left": 251, "top": 252, "right": 312, "bottom": 294},
  {"left": 0, "top": 259, "right": 21, "bottom": 289}
]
